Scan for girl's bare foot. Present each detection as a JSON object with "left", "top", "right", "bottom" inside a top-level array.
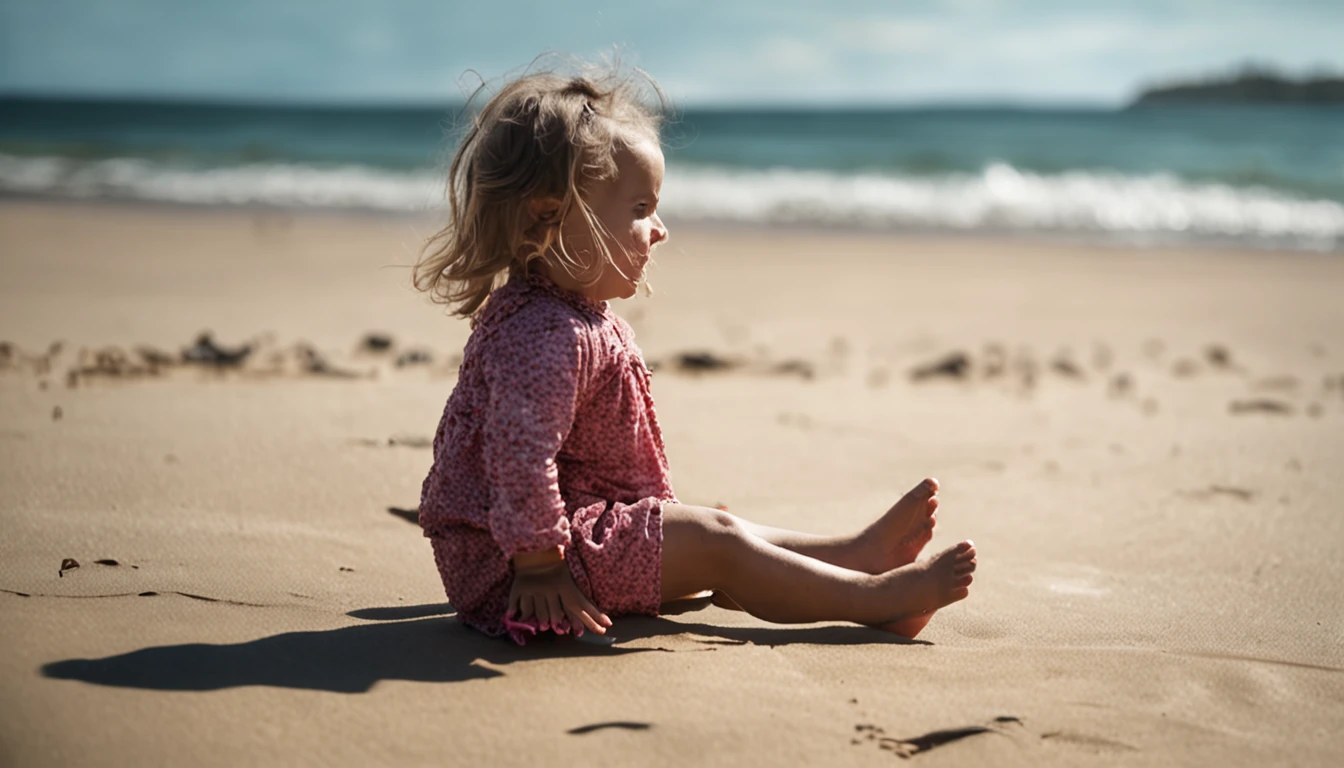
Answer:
[
  {"left": 882, "top": 609, "right": 934, "bottom": 640},
  {"left": 853, "top": 478, "right": 940, "bottom": 574},
  {"left": 874, "top": 540, "right": 976, "bottom": 638}
]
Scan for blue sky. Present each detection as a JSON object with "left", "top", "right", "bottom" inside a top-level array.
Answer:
[{"left": 2, "top": 1, "right": 1341, "bottom": 106}]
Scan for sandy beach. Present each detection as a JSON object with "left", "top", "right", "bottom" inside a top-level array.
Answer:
[{"left": 2, "top": 200, "right": 1341, "bottom": 766}]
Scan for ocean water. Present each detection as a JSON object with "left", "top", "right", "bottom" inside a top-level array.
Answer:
[{"left": 2, "top": 97, "right": 1342, "bottom": 250}]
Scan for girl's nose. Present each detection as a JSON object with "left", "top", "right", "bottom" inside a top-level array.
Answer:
[{"left": 651, "top": 213, "right": 669, "bottom": 245}]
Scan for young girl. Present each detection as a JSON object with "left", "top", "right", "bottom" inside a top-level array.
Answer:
[{"left": 415, "top": 67, "right": 976, "bottom": 644}]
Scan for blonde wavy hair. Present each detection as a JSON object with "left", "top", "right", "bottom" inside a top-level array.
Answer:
[{"left": 414, "top": 63, "right": 667, "bottom": 318}]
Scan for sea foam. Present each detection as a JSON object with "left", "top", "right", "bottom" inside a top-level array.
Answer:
[
  {"left": 0, "top": 154, "right": 445, "bottom": 212},
  {"left": 665, "top": 163, "right": 1344, "bottom": 250},
  {"left": 2, "top": 154, "right": 1340, "bottom": 250}
]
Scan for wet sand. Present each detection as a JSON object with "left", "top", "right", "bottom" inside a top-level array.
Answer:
[{"left": 2, "top": 200, "right": 1342, "bottom": 766}]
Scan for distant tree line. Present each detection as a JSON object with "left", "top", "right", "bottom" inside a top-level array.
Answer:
[{"left": 1130, "top": 64, "right": 1344, "bottom": 106}]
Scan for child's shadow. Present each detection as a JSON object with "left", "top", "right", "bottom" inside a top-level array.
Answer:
[{"left": 41, "top": 602, "right": 923, "bottom": 694}]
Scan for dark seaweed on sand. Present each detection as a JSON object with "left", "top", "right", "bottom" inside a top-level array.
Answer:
[
  {"left": 675, "top": 352, "right": 734, "bottom": 372},
  {"left": 181, "top": 333, "right": 252, "bottom": 367},
  {"left": 910, "top": 352, "right": 970, "bottom": 381}
]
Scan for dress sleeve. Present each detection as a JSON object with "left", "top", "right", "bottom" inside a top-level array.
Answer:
[{"left": 480, "top": 317, "right": 583, "bottom": 559}]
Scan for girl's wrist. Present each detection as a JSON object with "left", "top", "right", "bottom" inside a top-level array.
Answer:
[{"left": 512, "top": 545, "right": 565, "bottom": 573}]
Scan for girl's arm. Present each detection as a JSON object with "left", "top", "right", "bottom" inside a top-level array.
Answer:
[
  {"left": 481, "top": 319, "right": 611, "bottom": 634},
  {"left": 480, "top": 319, "right": 584, "bottom": 559}
]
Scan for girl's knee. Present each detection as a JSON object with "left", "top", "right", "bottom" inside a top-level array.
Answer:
[
  {"left": 705, "top": 508, "right": 741, "bottom": 534},
  {"left": 696, "top": 509, "right": 751, "bottom": 567},
  {"left": 666, "top": 505, "right": 748, "bottom": 558}
]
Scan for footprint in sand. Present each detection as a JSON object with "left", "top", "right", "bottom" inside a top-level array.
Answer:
[
  {"left": 854, "top": 716, "right": 1025, "bottom": 758},
  {"left": 1179, "top": 485, "right": 1257, "bottom": 502},
  {"left": 1040, "top": 730, "right": 1138, "bottom": 754},
  {"left": 855, "top": 716, "right": 1137, "bottom": 759},
  {"left": 1229, "top": 398, "right": 1293, "bottom": 416},
  {"left": 947, "top": 613, "right": 1011, "bottom": 640}
]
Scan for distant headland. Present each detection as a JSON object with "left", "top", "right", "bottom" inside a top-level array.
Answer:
[{"left": 1130, "top": 66, "right": 1344, "bottom": 107}]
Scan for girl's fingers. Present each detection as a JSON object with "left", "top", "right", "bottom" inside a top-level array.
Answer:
[
  {"left": 545, "top": 594, "right": 565, "bottom": 631},
  {"left": 517, "top": 595, "right": 534, "bottom": 621},
  {"left": 575, "top": 608, "right": 606, "bottom": 635},
  {"left": 534, "top": 596, "right": 552, "bottom": 631},
  {"left": 586, "top": 600, "right": 613, "bottom": 628},
  {"left": 560, "top": 593, "right": 604, "bottom": 635},
  {"left": 560, "top": 594, "right": 604, "bottom": 635},
  {"left": 564, "top": 604, "right": 594, "bottom": 635},
  {"left": 570, "top": 592, "right": 612, "bottom": 628}
]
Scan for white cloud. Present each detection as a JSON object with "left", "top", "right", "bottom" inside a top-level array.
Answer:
[
  {"left": 829, "top": 18, "right": 944, "bottom": 53},
  {"left": 753, "top": 37, "right": 836, "bottom": 77}
]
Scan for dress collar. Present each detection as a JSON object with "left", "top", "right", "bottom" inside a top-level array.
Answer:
[{"left": 517, "top": 268, "right": 610, "bottom": 319}]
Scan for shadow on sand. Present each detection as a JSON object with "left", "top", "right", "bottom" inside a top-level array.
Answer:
[{"left": 41, "top": 601, "right": 924, "bottom": 693}]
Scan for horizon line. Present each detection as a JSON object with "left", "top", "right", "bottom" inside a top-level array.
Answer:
[{"left": 0, "top": 88, "right": 1130, "bottom": 112}]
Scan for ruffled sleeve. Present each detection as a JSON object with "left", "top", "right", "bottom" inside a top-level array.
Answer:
[{"left": 480, "top": 316, "right": 584, "bottom": 559}]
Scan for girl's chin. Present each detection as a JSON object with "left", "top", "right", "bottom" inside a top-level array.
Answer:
[{"left": 622, "top": 269, "right": 646, "bottom": 294}]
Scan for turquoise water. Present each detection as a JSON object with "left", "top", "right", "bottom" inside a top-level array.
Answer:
[{"left": 2, "top": 97, "right": 1341, "bottom": 249}]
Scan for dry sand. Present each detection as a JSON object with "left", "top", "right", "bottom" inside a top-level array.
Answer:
[{"left": 2, "top": 200, "right": 1342, "bottom": 766}]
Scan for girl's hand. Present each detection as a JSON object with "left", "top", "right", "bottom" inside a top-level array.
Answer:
[{"left": 508, "top": 557, "right": 613, "bottom": 635}]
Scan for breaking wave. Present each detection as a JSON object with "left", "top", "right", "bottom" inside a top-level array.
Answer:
[
  {"left": 665, "top": 163, "right": 1344, "bottom": 250},
  {"left": 2, "top": 153, "right": 1341, "bottom": 250}
]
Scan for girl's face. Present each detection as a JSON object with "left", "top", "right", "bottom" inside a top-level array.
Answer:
[{"left": 556, "top": 137, "right": 669, "bottom": 302}]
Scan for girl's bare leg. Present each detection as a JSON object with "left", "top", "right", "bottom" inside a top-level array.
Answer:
[
  {"left": 660, "top": 503, "right": 976, "bottom": 629},
  {"left": 693, "top": 478, "right": 943, "bottom": 636},
  {"left": 739, "top": 477, "right": 940, "bottom": 574}
]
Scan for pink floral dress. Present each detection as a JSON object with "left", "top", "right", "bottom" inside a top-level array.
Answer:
[{"left": 419, "top": 270, "right": 677, "bottom": 643}]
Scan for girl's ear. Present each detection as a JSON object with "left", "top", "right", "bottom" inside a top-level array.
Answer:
[{"left": 527, "top": 196, "right": 563, "bottom": 225}]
